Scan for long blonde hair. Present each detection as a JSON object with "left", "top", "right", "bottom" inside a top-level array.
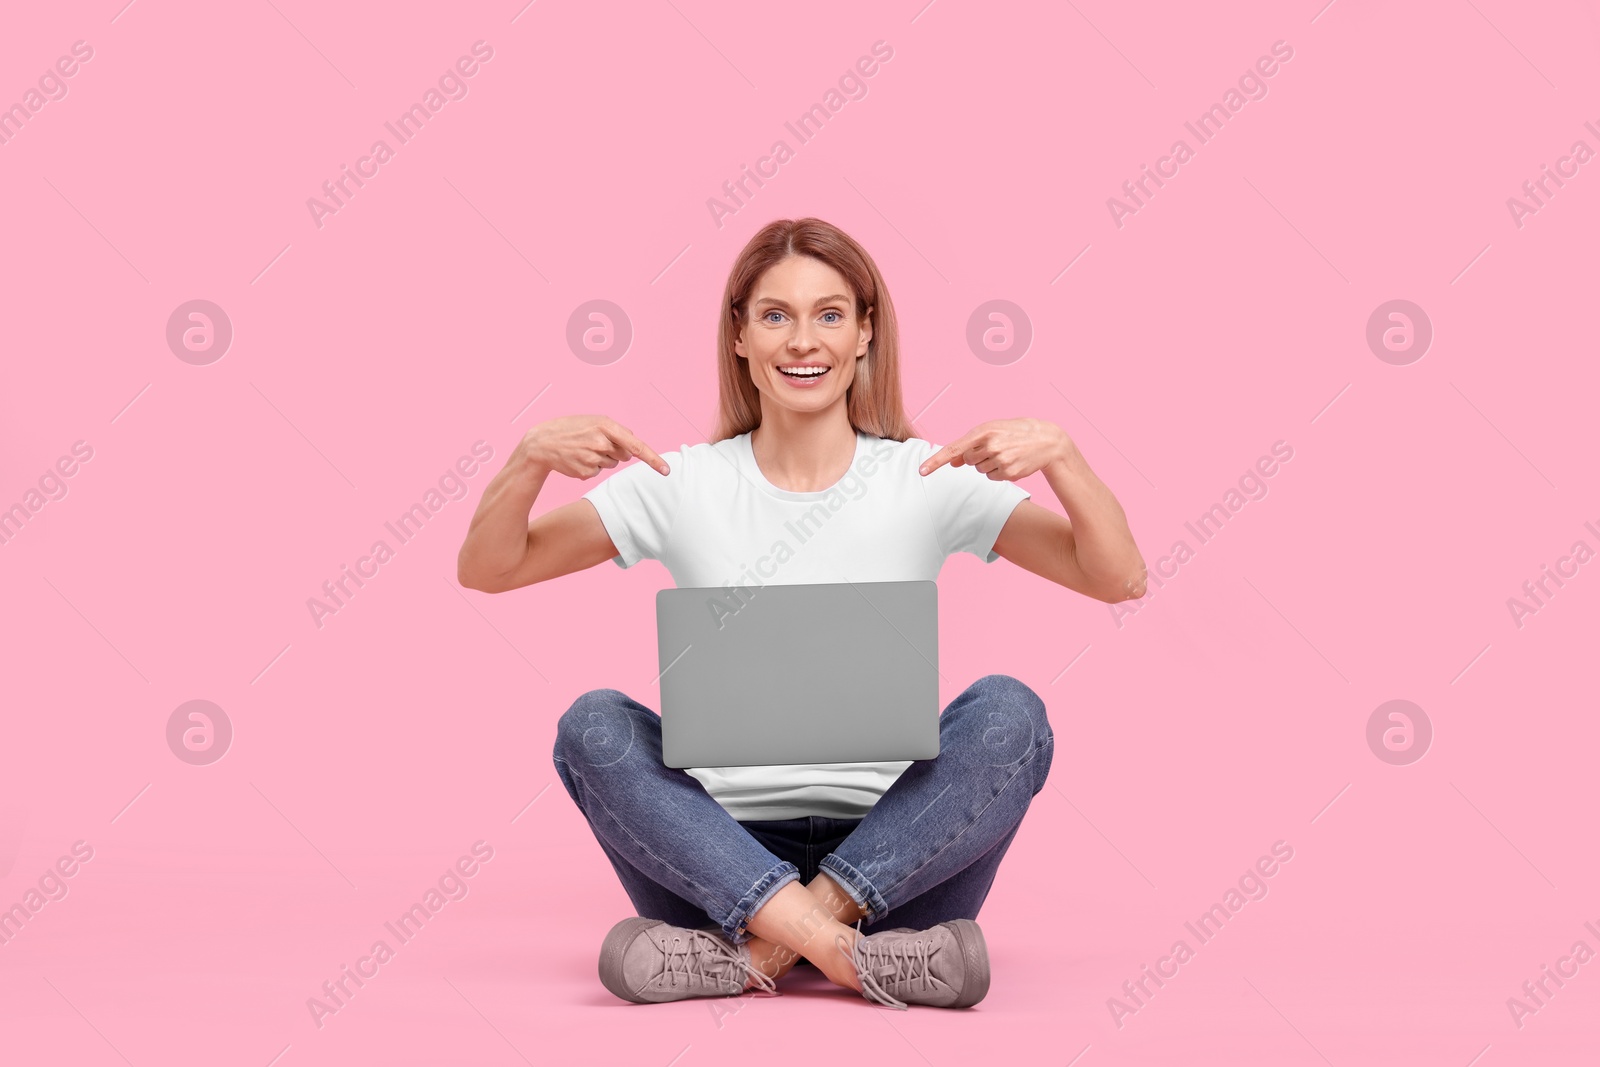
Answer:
[{"left": 712, "top": 218, "right": 915, "bottom": 443}]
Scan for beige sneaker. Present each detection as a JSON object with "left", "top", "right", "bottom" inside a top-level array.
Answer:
[
  {"left": 836, "top": 919, "right": 992, "bottom": 1010},
  {"left": 598, "top": 917, "right": 780, "bottom": 1004}
]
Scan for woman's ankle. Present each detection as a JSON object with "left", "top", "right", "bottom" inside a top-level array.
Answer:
[
  {"left": 806, "top": 870, "right": 867, "bottom": 925},
  {"left": 742, "top": 935, "right": 799, "bottom": 986},
  {"left": 812, "top": 924, "right": 863, "bottom": 992}
]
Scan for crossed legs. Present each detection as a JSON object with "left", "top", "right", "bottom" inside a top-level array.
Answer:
[
  {"left": 740, "top": 871, "right": 866, "bottom": 991},
  {"left": 553, "top": 675, "right": 1053, "bottom": 996}
]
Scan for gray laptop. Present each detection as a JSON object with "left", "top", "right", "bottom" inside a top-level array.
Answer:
[{"left": 656, "top": 580, "right": 940, "bottom": 768}]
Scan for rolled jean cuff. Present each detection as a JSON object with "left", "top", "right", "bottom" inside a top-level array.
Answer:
[
  {"left": 722, "top": 862, "right": 801, "bottom": 945},
  {"left": 816, "top": 854, "right": 888, "bottom": 925}
]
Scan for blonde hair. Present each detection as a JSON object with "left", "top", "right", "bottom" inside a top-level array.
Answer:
[{"left": 712, "top": 217, "right": 915, "bottom": 443}]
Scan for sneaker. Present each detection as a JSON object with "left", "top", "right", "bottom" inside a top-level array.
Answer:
[
  {"left": 836, "top": 918, "right": 991, "bottom": 1010},
  {"left": 598, "top": 917, "right": 780, "bottom": 1004}
]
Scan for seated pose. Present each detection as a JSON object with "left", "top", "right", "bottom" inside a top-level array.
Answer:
[{"left": 457, "top": 217, "right": 1146, "bottom": 1010}]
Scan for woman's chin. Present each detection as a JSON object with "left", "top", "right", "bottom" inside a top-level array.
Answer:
[
  {"left": 762, "top": 391, "right": 846, "bottom": 415},
  {"left": 758, "top": 375, "right": 853, "bottom": 411}
]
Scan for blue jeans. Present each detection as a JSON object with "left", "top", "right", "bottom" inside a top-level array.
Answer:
[{"left": 551, "top": 674, "right": 1053, "bottom": 946}]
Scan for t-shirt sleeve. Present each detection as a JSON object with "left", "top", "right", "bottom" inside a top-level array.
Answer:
[
  {"left": 918, "top": 441, "right": 1031, "bottom": 563},
  {"left": 580, "top": 450, "right": 685, "bottom": 568}
]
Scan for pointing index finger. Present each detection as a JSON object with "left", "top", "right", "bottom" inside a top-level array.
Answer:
[
  {"left": 612, "top": 425, "right": 670, "bottom": 475},
  {"left": 919, "top": 435, "right": 970, "bottom": 476}
]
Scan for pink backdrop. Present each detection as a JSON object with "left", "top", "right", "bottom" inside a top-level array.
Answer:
[{"left": 3, "top": 1, "right": 1597, "bottom": 1064}]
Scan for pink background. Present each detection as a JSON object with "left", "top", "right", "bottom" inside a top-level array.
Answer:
[{"left": 3, "top": 1, "right": 1598, "bottom": 1064}]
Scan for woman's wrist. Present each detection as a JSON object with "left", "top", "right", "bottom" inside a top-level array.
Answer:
[
  {"left": 512, "top": 448, "right": 552, "bottom": 484},
  {"left": 1045, "top": 435, "right": 1088, "bottom": 480}
]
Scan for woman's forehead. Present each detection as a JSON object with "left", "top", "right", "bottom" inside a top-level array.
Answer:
[{"left": 750, "top": 256, "right": 855, "bottom": 304}]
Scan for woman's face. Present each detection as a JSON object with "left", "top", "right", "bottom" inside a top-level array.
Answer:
[{"left": 734, "top": 255, "right": 872, "bottom": 419}]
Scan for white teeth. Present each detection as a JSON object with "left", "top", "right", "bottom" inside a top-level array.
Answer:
[{"left": 780, "top": 366, "right": 828, "bottom": 377}]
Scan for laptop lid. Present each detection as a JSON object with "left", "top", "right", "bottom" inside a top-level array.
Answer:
[{"left": 655, "top": 580, "right": 940, "bottom": 768}]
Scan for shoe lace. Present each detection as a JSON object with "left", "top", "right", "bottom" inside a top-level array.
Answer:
[
  {"left": 660, "top": 930, "right": 779, "bottom": 996},
  {"left": 839, "top": 920, "right": 933, "bottom": 1011}
]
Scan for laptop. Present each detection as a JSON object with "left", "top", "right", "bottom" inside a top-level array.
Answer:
[{"left": 655, "top": 580, "right": 940, "bottom": 768}]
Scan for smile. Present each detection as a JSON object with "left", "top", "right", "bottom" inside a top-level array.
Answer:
[{"left": 778, "top": 364, "right": 830, "bottom": 380}]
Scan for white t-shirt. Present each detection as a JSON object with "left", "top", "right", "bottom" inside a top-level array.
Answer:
[{"left": 581, "top": 429, "right": 1030, "bottom": 821}]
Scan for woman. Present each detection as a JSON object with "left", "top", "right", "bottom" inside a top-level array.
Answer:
[{"left": 457, "top": 218, "right": 1146, "bottom": 1010}]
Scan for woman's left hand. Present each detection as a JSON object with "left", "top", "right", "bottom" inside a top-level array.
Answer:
[{"left": 918, "top": 418, "right": 1076, "bottom": 481}]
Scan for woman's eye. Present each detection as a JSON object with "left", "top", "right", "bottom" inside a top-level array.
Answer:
[
  {"left": 765, "top": 311, "right": 784, "bottom": 323},
  {"left": 821, "top": 311, "right": 842, "bottom": 323}
]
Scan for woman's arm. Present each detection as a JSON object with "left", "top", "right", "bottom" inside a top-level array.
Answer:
[
  {"left": 457, "top": 415, "right": 668, "bottom": 593},
  {"left": 921, "top": 418, "right": 1146, "bottom": 603}
]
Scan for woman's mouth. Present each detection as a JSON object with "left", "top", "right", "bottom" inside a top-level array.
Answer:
[{"left": 777, "top": 364, "right": 830, "bottom": 387}]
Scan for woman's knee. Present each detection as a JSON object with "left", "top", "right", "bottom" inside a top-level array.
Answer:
[
  {"left": 553, "top": 688, "right": 654, "bottom": 770},
  {"left": 967, "top": 674, "right": 1050, "bottom": 734},
  {"left": 961, "top": 674, "right": 1053, "bottom": 783}
]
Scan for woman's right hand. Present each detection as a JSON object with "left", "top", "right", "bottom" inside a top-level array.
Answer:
[{"left": 514, "top": 415, "right": 670, "bottom": 480}]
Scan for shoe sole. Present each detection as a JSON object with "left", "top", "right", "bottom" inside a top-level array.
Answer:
[
  {"left": 942, "top": 919, "right": 991, "bottom": 1008},
  {"left": 598, "top": 916, "right": 664, "bottom": 1004}
]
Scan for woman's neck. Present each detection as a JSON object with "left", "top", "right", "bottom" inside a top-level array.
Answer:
[{"left": 749, "top": 405, "right": 859, "bottom": 493}]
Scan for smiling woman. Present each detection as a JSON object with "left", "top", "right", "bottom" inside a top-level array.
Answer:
[
  {"left": 458, "top": 216, "right": 1147, "bottom": 1010},
  {"left": 712, "top": 219, "right": 913, "bottom": 453}
]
